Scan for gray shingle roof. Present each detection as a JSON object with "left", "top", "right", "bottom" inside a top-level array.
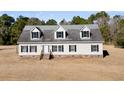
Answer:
[{"left": 17, "top": 24, "right": 103, "bottom": 44}]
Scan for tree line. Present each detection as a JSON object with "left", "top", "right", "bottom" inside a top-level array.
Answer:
[{"left": 0, "top": 11, "right": 124, "bottom": 48}]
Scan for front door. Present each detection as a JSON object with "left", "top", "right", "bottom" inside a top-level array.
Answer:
[{"left": 44, "top": 45, "right": 49, "bottom": 54}]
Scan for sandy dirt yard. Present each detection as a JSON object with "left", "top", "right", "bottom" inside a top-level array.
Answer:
[{"left": 0, "top": 45, "right": 124, "bottom": 80}]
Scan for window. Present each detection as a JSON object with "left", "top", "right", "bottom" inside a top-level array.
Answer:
[
  {"left": 52, "top": 45, "right": 64, "bottom": 52},
  {"left": 21, "top": 46, "right": 28, "bottom": 52},
  {"left": 91, "top": 45, "right": 99, "bottom": 52},
  {"left": 32, "top": 32, "right": 38, "bottom": 38},
  {"left": 52, "top": 45, "right": 57, "bottom": 52},
  {"left": 56, "top": 32, "right": 63, "bottom": 38},
  {"left": 30, "top": 46, "right": 37, "bottom": 52},
  {"left": 81, "top": 31, "right": 89, "bottom": 38},
  {"left": 58, "top": 45, "right": 64, "bottom": 52},
  {"left": 69, "top": 45, "right": 76, "bottom": 52}
]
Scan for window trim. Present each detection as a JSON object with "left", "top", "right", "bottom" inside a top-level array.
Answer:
[
  {"left": 80, "top": 31, "right": 90, "bottom": 39},
  {"left": 69, "top": 45, "right": 77, "bottom": 52},
  {"left": 58, "top": 45, "right": 64, "bottom": 52},
  {"left": 91, "top": 45, "right": 99, "bottom": 52},
  {"left": 32, "top": 32, "right": 39, "bottom": 39},
  {"left": 52, "top": 45, "right": 57, "bottom": 52},
  {"left": 56, "top": 31, "right": 64, "bottom": 39},
  {"left": 21, "top": 46, "right": 28, "bottom": 53},
  {"left": 30, "top": 46, "right": 37, "bottom": 52},
  {"left": 82, "top": 31, "right": 89, "bottom": 37},
  {"left": 52, "top": 45, "right": 64, "bottom": 52}
]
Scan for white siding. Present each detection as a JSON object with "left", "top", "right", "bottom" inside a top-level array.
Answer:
[
  {"left": 18, "top": 43, "right": 103, "bottom": 56},
  {"left": 19, "top": 44, "right": 43, "bottom": 55}
]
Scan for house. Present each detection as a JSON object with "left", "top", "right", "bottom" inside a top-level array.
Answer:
[{"left": 17, "top": 24, "right": 104, "bottom": 58}]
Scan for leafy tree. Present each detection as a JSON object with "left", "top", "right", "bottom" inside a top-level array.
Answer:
[
  {"left": 0, "top": 14, "right": 15, "bottom": 26},
  {"left": 113, "top": 18, "right": 124, "bottom": 47},
  {"left": 46, "top": 19, "right": 57, "bottom": 25},
  {"left": 27, "top": 17, "right": 45, "bottom": 25},
  {"left": 88, "top": 14, "right": 96, "bottom": 24},
  {"left": 113, "top": 15, "right": 121, "bottom": 19},
  {"left": 100, "top": 24, "right": 110, "bottom": 43},
  {"left": 0, "top": 27, "right": 11, "bottom": 45},
  {"left": 71, "top": 16, "right": 88, "bottom": 24},
  {"left": 10, "top": 15, "right": 29, "bottom": 44},
  {"left": 0, "top": 14, "right": 15, "bottom": 45},
  {"left": 118, "top": 19, "right": 124, "bottom": 30},
  {"left": 59, "top": 19, "right": 68, "bottom": 25},
  {"left": 0, "top": 11, "right": 123, "bottom": 47},
  {"left": 40, "top": 20, "right": 46, "bottom": 25},
  {"left": 115, "top": 29, "right": 124, "bottom": 47},
  {"left": 87, "top": 11, "right": 109, "bottom": 24},
  {"left": 95, "top": 11, "right": 109, "bottom": 19},
  {"left": 88, "top": 11, "right": 111, "bottom": 44}
]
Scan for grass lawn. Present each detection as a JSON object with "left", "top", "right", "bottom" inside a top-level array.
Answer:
[{"left": 0, "top": 45, "right": 124, "bottom": 80}]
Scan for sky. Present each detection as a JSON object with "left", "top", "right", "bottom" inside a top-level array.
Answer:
[{"left": 0, "top": 11, "right": 124, "bottom": 22}]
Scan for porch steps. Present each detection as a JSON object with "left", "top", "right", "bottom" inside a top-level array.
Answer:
[
  {"left": 43, "top": 54, "right": 49, "bottom": 59},
  {"left": 39, "top": 50, "right": 54, "bottom": 60}
]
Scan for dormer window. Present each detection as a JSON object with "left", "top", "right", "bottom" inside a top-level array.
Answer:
[
  {"left": 31, "top": 27, "right": 43, "bottom": 40},
  {"left": 55, "top": 25, "right": 65, "bottom": 39},
  {"left": 32, "top": 32, "right": 38, "bottom": 39},
  {"left": 80, "top": 26, "right": 90, "bottom": 39},
  {"left": 56, "top": 31, "right": 64, "bottom": 38},
  {"left": 81, "top": 31, "right": 89, "bottom": 38}
]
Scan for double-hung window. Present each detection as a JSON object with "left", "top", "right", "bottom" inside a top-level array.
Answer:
[
  {"left": 58, "top": 45, "right": 64, "bottom": 52},
  {"left": 32, "top": 32, "right": 38, "bottom": 39},
  {"left": 21, "top": 46, "right": 28, "bottom": 52},
  {"left": 56, "top": 32, "right": 64, "bottom": 38},
  {"left": 52, "top": 45, "right": 64, "bottom": 52},
  {"left": 81, "top": 31, "right": 89, "bottom": 38},
  {"left": 69, "top": 45, "right": 76, "bottom": 52},
  {"left": 30, "top": 46, "right": 37, "bottom": 52},
  {"left": 52, "top": 45, "right": 57, "bottom": 52},
  {"left": 91, "top": 45, "right": 99, "bottom": 52}
]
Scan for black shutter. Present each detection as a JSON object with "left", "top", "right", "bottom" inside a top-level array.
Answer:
[
  {"left": 75, "top": 45, "right": 76, "bottom": 52},
  {"left": 82, "top": 31, "right": 83, "bottom": 37},
  {"left": 87, "top": 31, "right": 89, "bottom": 37},
  {"left": 97, "top": 45, "right": 99, "bottom": 52},
  {"left": 62, "top": 45, "right": 64, "bottom": 52},
  {"left": 32, "top": 32, "right": 33, "bottom": 38},
  {"left": 26, "top": 46, "right": 28, "bottom": 52},
  {"left": 62, "top": 32, "right": 63, "bottom": 38},
  {"left": 37, "top": 32, "right": 38, "bottom": 38},
  {"left": 35, "top": 46, "right": 37, "bottom": 52},
  {"left": 21, "top": 46, "right": 23, "bottom": 52},
  {"left": 52, "top": 46, "right": 53, "bottom": 52},
  {"left": 30, "top": 46, "right": 31, "bottom": 52}
]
